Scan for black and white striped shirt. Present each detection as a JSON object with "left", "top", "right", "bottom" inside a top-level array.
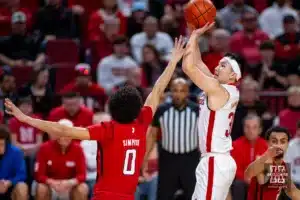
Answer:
[{"left": 152, "top": 101, "right": 199, "bottom": 154}]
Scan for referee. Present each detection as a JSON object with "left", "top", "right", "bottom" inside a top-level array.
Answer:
[{"left": 143, "top": 78, "right": 200, "bottom": 200}]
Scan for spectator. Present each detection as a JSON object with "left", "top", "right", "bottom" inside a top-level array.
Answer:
[
  {"left": 48, "top": 92, "right": 93, "bottom": 127},
  {"left": 247, "top": 41, "right": 289, "bottom": 90},
  {"left": 130, "top": 16, "right": 174, "bottom": 63},
  {"left": 277, "top": 86, "right": 300, "bottom": 137},
  {"left": 230, "top": 10, "right": 269, "bottom": 65},
  {"left": 275, "top": 15, "right": 300, "bottom": 62},
  {"left": 160, "top": 14, "right": 178, "bottom": 40},
  {"left": 0, "top": 11, "right": 45, "bottom": 68},
  {"left": 88, "top": 0, "right": 126, "bottom": 41},
  {"left": 231, "top": 79, "right": 268, "bottom": 140},
  {"left": 0, "top": 71, "right": 18, "bottom": 122},
  {"left": 18, "top": 66, "right": 54, "bottom": 118},
  {"left": 34, "top": 0, "right": 80, "bottom": 40},
  {"left": 284, "top": 120, "right": 300, "bottom": 188},
  {"left": 259, "top": 0, "right": 299, "bottom": 39},
  {"left": 218, "top": 0, "right": 256, "bottom": 33},
  {"left": 144, "top": 78, "right": 199, "bottom": 200},
  {"left": 97, "top": 35, "right": 138, "bottom": 93},
  {"left": 202, "top": 28, "right": 231, "bottom": 73},
  {"left": 9, "top": 97, "right": 42, "bottom": 185},
  {"left": 60, "top": 63, "right": 107, "bottom": 113},
  {"left": 0, "top": 125, "right": 28, "bottom": 200},
  {"left": 141, "top": 44, "right": 166, "bottom": 87},
  {"left": 81, "top": 113, "right": 111, "bottom": 199},
  {"left": 231, "top": 115, "right": 268, "bottom": 200},
  {"left": 126, "top": 2, "right": 148, "bottom": 38},
  {"left": 33, "top": 119, "right": 88, "bottom": 200}
]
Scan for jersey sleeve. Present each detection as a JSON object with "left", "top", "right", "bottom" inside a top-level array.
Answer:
[
  {"left": 87, "top": 122, "right": 113, "bottom": 142},
  {"left": 137, "top": 106, "right": 153, "bottom": 125}
]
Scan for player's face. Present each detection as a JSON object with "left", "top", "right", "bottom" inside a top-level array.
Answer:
[
  {"left": 214, "top": 60, "right": 235, "bottom": 84},
  {"left": 268, "top": 132, "right": 289, "bottom": 159},
  {"left": 171, "top": 83, "right": 189, "bottom": 107},
  {"left": 244, "top": 118, "right": 261, "bottom": 141}
]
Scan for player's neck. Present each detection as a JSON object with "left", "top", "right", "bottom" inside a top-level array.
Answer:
[{"left": 273, "top": 158, "right": 284, "bottom": 165}]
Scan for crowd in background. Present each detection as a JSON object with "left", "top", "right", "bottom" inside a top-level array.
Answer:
[{"left": 0, "top": 0, "right": 300, "bottom": 199}]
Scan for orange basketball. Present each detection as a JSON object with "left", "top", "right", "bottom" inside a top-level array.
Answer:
[{"left": 184, "top": 0, "right": 217, "bottom": 30}]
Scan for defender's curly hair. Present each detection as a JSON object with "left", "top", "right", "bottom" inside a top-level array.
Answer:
[{"left": 108, "top": 86, "right": 143, "bottom": 124}]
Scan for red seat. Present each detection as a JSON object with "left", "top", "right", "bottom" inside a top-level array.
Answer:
[
  {"left": 46, "top": 39, "right": 79, "bottom": 65},
  {"left": 0, "top": 19, "right": 10, "bottom": 36},
  {"left": 20, "top": 0, "right": 39, "bottom": 13},
  {"left": 11, "top": 66, "right": 33, "bottom": 88},
  {"left": 53, "top": 64, "right": 77, "bottom": 92}
]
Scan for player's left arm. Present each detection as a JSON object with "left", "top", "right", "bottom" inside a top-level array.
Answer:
[{"left": 4, "top": 99, "right": 91, "bottom": 140}]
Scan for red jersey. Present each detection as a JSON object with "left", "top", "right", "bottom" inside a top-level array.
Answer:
[
  {"left": 48, "top": 106, "right": 93, "bottom": 127},
  {"left": 9, "top": 115, "right": 41, "bottom": 149},
  {"left": 87, "top": 106, "right": 153, "bottom": 200},
  {"left": 34, "top": 140, "right": 86, "bottom": 183}
]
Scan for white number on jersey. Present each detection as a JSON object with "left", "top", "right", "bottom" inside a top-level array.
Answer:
[{"left": 123, "top": 149, "right": 136, "bottom": 175}]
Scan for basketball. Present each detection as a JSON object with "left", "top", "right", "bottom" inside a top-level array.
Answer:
[{"left": 184, "top": 0, "right": 217, "bottom": 30}]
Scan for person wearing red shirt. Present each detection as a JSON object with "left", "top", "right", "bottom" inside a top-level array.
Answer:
[
  {"left": 230, "top": 10, "right": 269, "bottom": 65},
  {"left": 48, "top": 92, "right": 93, "bottom": 128},
  {"left": 34, "top": 119, "right": 88, "bottom": 200},
  {"left": 88, "top": 0, "right": 126, "bottom": 42},
  {"left": 4, "top": 36, "right": 186, "bottom": 200},
  {"left": 231, "top": 114, "right": 268, "bottom": 199},
  {"left": 278, "top": 86, "right": 300, "bottom": 137},
  {"left": 245, "top": 126, "right": 300, "bottom": 200},
  {"left": 60, "top": 63, "right": 107, "bottom": 112}
]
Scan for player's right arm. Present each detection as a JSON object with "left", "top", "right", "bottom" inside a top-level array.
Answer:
[
  {"left": 182, "top": 23, "right": 229, "bottom": 110},
  {"left": 244, "top": 147, "right": 283, "bottom": 184},
  {"left": 144, "top": 36, "right": 185, "bottom": 114}
]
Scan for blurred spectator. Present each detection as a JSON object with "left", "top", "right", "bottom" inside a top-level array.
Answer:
[
  {"left": 160, "top": 14, "right": 178, "bottom": 40},
  {"left": 230, "top": 10, "right": 269, "bottom": 65},
  {"left": 144, "top": 78, "right": 199, "bottom": 200},
  {"left": 0, "top": 0, "right": 33, "bottom": 31},
  {"left": 18, "top": 66, "right": 54, "bottom": 118},
  {"left": 284, "top": 120, "right": 300, "bottom": 187},
  {"left": 202, "top": 28, "right": 231, "bottom": 73},
  {"left": 247, "top": 41, "right": 289, "bottom": 90},
  {"left": 81, "top": 113, "right": 111, "bottom": 199},
  {"left": 284, "top": 120, "right": 300, "bottom": 188},
  {"left": 48, "top": 92, "right": 93, "bottom": 127},
  {"left": 97, "top": 35, "right": 138, "bottom": 93},
  {"left": 0, "top": 71, "right": 18, "bottom": 122},
  {"left": 136, "top": 144, "right": 158, "bottom": 200},
  {"left": 141, "top": 44, "right": 166, "bottom": 87},
  {"left": 0, "top": 125, "right": 28, "bottom": 200},
  {"left": 60, "top": 63, "right": 107, "bottom": 113},
  {"left": 231, "top": 115, "right": 268, "bottom": 200},
  {"left": 277, "top": 86, "right": 300, "bottom": 137},
  {"left": 9, "top": 97, "right": 42, "bottom": 185},
  {"left": 218, "top": 0, "right": 256, "bottom": 33},
  {"left": 231, "top": 79, "right": 268, "bottom": 140},
  {"left": 126, "top": 2, "right": 148, "bottom": 38},
  {"left": 259, "top": 0, "right": 299, "bottom": 39},
  {"left": 34, "top": 0, "right": 80, "bottom": 40},
  {"left": 88, "top": 0, "right": 126, "bottom": 41},
  {"left": 130, "top": 16, "right": 174, "bottom": 63},
  {"left": 275, "top": 15, "right": 300, "bottom": 62},
  {"left": 0, "top": 12, "right": 45, "bottom": 68},
  {"left": 33, "top": 119, "right": 88, "bottom": 200}
]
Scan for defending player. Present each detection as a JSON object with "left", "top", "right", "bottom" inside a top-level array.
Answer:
[
  {"left": 245, "top": 126, "right": 300, "bottom": 200},
  {"left": 4, "top": 36, "right": 186, "bottom": 200},
  {"left": 182, "top": 23, "right": 241, "bottom": 200}
]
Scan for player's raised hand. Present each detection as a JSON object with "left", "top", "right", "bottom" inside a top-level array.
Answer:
[
  {"left": 4, "top": 98, "right": 27, "bottom": 122},
  {"left": 192, "top": 22, "right": 215, "bottom": 38},
  {"left": 171, "top": 35, "right": 186, "bottom": 63},
  {"left": 265, "top": 146, "right": 284, "bottom": 159}
]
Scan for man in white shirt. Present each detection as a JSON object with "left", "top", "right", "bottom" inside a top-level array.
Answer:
[
  {"left": 284, "top": 121, "right": 300, "bottom": 187},
  {"left": 130, "top": 16, "right": 174, "bottom": 63},
  {"left": 259, "top": 0, "right": 299, "bottom": 39},
  {"left": 97, "top": 35, "right": 138, "bottom": 93}
]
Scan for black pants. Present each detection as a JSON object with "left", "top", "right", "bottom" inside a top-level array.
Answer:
[
  {"left": 157, "top": 148, "right": 200, "bottom": 200},
  {"left": 231, "top": 179, "right": 248, "bottom": 200},
  {"left": 0, "top": 186, "right": 14, "bottom": 200}
]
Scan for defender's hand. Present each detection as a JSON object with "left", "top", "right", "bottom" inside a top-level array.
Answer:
[
  {"left": 170, "top": 35, "right": 186, "bottom": 63},
  {"left": 5, "top": 98, "right": 28, "bottom": 122}
]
